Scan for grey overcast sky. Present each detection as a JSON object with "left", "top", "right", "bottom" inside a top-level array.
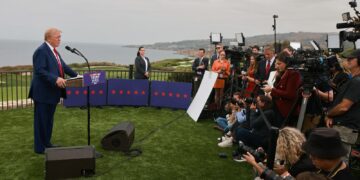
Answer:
[{"left": 0, "top": 0, "right": 352, "bottom": 45}]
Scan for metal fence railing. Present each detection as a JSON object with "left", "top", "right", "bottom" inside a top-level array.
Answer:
[{"left": 0, "top": 67, "right": 193, "bottom": 110}]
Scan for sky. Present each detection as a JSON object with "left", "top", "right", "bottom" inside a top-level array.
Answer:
[{"left": 0, "top": 0, "right": 353, "bottom": 45}]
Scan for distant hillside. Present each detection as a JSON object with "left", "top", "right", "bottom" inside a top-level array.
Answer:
[{"left": 126, "top": 32, "right": 333, "bottom": 51}]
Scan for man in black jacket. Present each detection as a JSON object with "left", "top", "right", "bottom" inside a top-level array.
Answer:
[
  {"left": 191, "top": 48, "right": 209, "bottom": 94},
  {"left": 134, "top": 47, "right": 151, "bottom": 79}
]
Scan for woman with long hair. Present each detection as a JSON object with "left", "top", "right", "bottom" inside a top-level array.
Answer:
[
  {"left": 211, "top": 50, "right": 230, "bottom": 108},
  {"left": 134, "top": 46, "right": 151, "bottom": 79},
  {"left": 262, "top": 51, "right": 302, "bottom": 126},
  {"left": 243, "top": 127, "right": 316, "bottom": 178},
  {"left": 242, "top": 54, "right": 258, "bottom": 97}
]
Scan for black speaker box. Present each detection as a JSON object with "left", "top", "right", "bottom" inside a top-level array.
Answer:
[
  {"left": 101, "top": 121, "right": 135, "bottom": 152},
  {"left": 45, "top": 146, "right": 95, "bottom": 179}
]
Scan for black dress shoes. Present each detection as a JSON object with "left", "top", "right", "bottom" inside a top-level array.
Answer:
[
  {"left": 35, "top": 151, "right": 44, "bottom": 154},
  {"left": 46, "top": 144, "right": 61, "bottom": 148}
]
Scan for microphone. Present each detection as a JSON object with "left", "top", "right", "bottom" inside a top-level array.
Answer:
[
  {"left": 65, "top": 46, "right": 90, "bottom": 72},
  {"left": 65, "top": 46, "right": 78, "bottom": 54}
]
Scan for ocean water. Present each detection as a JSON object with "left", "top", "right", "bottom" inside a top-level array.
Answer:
[{"left": 0, "top": 39, "right": 187, "bottom": 67}]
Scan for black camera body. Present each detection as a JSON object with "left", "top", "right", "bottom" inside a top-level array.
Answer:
[
  {"left": 224, "top": 46, "right": 248, "bottom": 69},
  {"left": 244, "top": 97, "right": 256, "bottom": 104},
  {"left": 288, "top": 51, "right": 331, "bottom": 93},
  {"left": 233, "top": 141, "right": 266, "bottom": 163},
  {"left": 336, "top": 1, "right": 360, "bottom": 43}
]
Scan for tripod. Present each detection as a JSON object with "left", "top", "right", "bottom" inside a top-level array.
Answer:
[{"left": 221, "top": 66, "right": 242, "bottom": 103}]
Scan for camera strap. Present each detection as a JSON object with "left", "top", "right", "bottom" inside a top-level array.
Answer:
[{"left": 317, "top": 160, "right": 343, "bottom": 178}]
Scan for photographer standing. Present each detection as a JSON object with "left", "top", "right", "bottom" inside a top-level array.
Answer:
[
  {"left": 262, "top": 51, "right": 302, "bottom": 127},
  {"left": 301, "top": 78, "right": 333, "bottom": 133},
  {"left": 191, "top": 48, "right": 209, "bottom": 95},
  {"left": 325, "top": 49, "right": 360, "bottom": 158}
]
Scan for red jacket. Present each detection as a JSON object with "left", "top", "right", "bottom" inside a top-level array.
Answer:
[{"left": 271, "top": 69, "right": 302, "bottom": 118}]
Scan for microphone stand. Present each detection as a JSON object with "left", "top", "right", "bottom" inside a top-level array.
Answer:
[{"left": 72, "top": 48, "right": 103, "bottom": 158}]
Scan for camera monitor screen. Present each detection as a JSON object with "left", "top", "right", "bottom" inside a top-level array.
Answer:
[{"left": 327, "top": 33, "right": 340, "bottom": 49}]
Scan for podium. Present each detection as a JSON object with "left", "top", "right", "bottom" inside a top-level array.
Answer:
[{"left": 66, "top": 76, "right": 84, "bottom": 88}]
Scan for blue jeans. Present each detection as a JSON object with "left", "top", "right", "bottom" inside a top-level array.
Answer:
[{"left": 215, "top": 117, "right": 231, "bottom": 132}]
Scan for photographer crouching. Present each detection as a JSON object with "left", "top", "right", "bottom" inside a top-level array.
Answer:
[
  {"left": 242, "top": 127, "right": 316, "bottom": 179},
  {"left": 232, "top": 95, "right": 275, "bottom": 151}
]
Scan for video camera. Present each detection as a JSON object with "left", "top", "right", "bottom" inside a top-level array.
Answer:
[
  {"left": 224, "top": 46, "right": 248, "bottom": 69},
  {"left": 232, "top": 141, "right": 266, "bottom": 163},
  {"left": 288, "top": 43, "right": 332, "bottom": 93},
  {"left": 336, "top": 0, "right": 360, "bottom": 44}
]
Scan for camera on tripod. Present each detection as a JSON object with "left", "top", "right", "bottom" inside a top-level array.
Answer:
[
  {"left": 288, "top": 43, "right": 332, "bottom": 93},
  {"left": 336, "top": 0, "right": 360, "bottom": 47},
  {"left": 224, "top": 46, "right": 248, "bottom": 69},
  {"left": 233, "top": 141, "right": 266, "bottom": 163}
]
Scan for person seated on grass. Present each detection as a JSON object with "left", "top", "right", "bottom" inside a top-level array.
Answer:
[
  {"left": 242, "top": 127, "right": 316, "bottom": 179},
  {"left": 231, "top": 95, "right": 275, "bottom": 150},
  {"left": 217, "top": 100, "right": 247, "bottom": 148},
  {"left": 214, "top": 98, "right": 238, "bottom": 132}
]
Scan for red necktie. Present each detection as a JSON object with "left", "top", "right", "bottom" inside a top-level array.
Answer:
[
  {"left": 53, "top": 48, "right": 64, "bottom": 78},
  {"left": 266, "top": 61, "right": 271, "bottom": 75}
]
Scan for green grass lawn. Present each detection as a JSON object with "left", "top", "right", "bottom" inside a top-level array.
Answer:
[{"left": 0, "top": 106, "right": 253, "bottom": 179}]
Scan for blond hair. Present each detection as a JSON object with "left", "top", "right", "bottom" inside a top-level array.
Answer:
[
  {"left": 275, "top": 127, "right": 306, "bottom": 166},
  {"left": 44, "top": 28, "right": 62, "bottom": 41}
]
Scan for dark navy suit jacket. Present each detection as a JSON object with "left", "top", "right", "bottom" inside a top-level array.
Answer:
[
  {"left": 28, "top": 42, "right": 77, "bottom": 104},
  {"left": 255, "top": 59, "right": 276, "bottom": 82}
]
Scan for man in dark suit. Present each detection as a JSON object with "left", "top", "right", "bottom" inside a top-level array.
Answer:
[
  {"left": 191, "top": 48, "right": 209, "bottom": 94},
  {"left": 28, "top": 28, "right": 78, "bottom": 154},
  {"left": 255, "top": 46, "right": 276, "bottom": 85},
  {"left": 210, "top": 44, "right": 223, "bottom": 67},
  {"left": 134, "top": 47, "right": 151, "bottom": 79}
]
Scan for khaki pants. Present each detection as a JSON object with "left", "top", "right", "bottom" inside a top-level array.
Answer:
[
  {"left": 333, "top": 125, "right": 359, "bottom": 162},
  {"left": 301, "top": 114, "right": 321, "bottom": 133}
]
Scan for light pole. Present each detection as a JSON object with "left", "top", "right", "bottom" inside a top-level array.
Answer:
[{"left": 273, "top": 15, "right": 278, "bottom": 53}]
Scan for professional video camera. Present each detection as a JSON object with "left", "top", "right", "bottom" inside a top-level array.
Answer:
[
  {"left": 288, "top": 42, "right": 332, "bottom": 93},
  {"left": 336, "top": 0, "right": 360, "bottom": 44},
  {"left": 232, "top": 141, "right": 266, "bottom": 163},
  {"left": 223, "top": 46, "right": 249, "bottom": 69}
]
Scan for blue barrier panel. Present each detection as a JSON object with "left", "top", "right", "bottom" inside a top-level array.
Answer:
[
  {"left": 150, "top": 81, "right": 192, "bottom": 109},
  {"left": 64, "top": 87, "right": 86, "bottom": 107},
  {"left": 107, "top": 79, "right": 149, "bottom": 106},
  {"left": 89, "top": 83, "right": 107, "bottom": 106},
  {"left": 64, "top": 83, "right": 107, "bottom": 107}
]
